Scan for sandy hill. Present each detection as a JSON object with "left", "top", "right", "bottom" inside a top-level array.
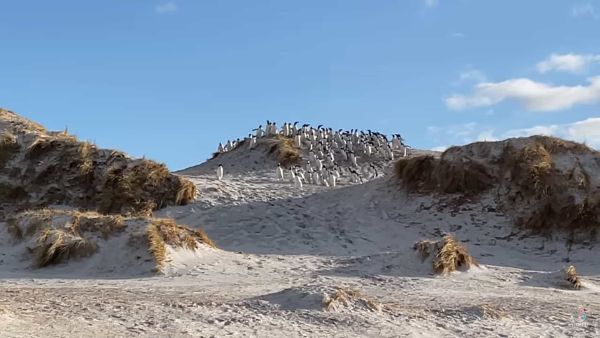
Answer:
[
  {"left": 0, "top": 109, "right": 213, "bottom": 276},
  {"left": 1, "top": 113, "right": 599, "bottom": 337},
  {"left": 395, "top": 135, "right": 600, "bottom": 242}
]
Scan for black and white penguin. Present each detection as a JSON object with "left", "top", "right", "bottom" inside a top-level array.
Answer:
[{"left": 216, "top": 164, "right": 224, "bottom": 181}]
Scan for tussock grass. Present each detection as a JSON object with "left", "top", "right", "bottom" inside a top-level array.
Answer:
[
  {"left": 0, "top": 131, "right": 20, "bottom": 168},
  {"left": 0, "top": 124, "right": 197, "bottom": 217},
  {"left": 397, "top": 136, "right": 600, "bottom": 241},
  {"left": 98, "top": 160, "right": 196, "bottom": 215},
  {"left": 147, "top": 218, "right": 215, "bottom": 271},
  {"left": 414, "top": 235, "right": 478, "bottom": 275},
  {"left": 563, "top": 265, "right": 582, "bottom": 290},
  {"left": 34, "top": 228, "right": 97, "bottom": 267},
  {"left": 394, "top": 155, "right": 493, "bottom": 194},
  {"left": 264, "top": 135, "right": 301, "bottom": 167},
  {"left": 8, "top": 209, "right": 130, "bottom": 267},
  {"left": 0, "top": 108, "right": 46, "bottom": 133},
  {"left": 323, "top": 287, "right": 381, "bottom": 312}
]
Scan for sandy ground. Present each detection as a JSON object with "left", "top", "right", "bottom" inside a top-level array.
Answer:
[
  {"left": 1, "top": 168, "right": 599, "bottom": 337},
  {"left": 2, "top": 130, "right": 600, "bottom": 338}
]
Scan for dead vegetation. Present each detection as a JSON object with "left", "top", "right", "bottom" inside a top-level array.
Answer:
[
  {"left": 0, "top": 131, "right": 20, "bottom": 168},
  {"left": 34, "top": 228, "right": 97, "bottom": 267},
  {"left": 394, "top": 155, "right": 494, "bottom": 195},
  {"left": 6, "top": 209, "right": 214, "bottom": 271},
  {"left": 264, "top": 135, "right": 301, "bottom": 167},
  {"left": 147, "top": 218, "right": 215, "bottom": 271},
  {"left": 0, "top": 111, "right": 197, "bottom": 218},
  {"left": 414, "top": 235, "right": 478, "bottom": 275},
  {"left": 396, "top": 136, "right": 600, "bottom": 241},
  {"left": 563, "top": 265, "right": 582, "bottom": 290},
  {"left": 8, "top": 209, "right": 127, "bottom": 267},
  {"left": 323, "top": 287, "right": 382, "bottom": 312}
]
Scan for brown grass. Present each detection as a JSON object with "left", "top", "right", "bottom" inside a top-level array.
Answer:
[
  {"left": 397, "top": 136, "right": 600, "bottom": 241},
  {"left": 0, "top": 113, "right": 197, "bottom": 218},
  {"left": 563, "top": 265, "right": 582, "bottom": 290},
  {"left": 34, "top": 228, "right": 97, "bottom": 267},
  {"left": 323, "top": 287, "right": 381, "bottom": 312},
  {"left": 98, "top": 160, "right": 196, "bottom": 215},
  {"left": 0, "top": 131, "right": 20, "bottom": 168},
  {"left": 394, "top": 155, "right": 494, "bottom": 194},
  {"left": 414, "top": 235, "right": 478, "bottom": 275},
  {"left": 7, "top": 209, "right": 131, "bottom": 267},
  {"left": 146, "top": 218, "right": 215, "bottom": 271},
  {"left": 264, "top": 135, "right": 301, "bottom": 167}
]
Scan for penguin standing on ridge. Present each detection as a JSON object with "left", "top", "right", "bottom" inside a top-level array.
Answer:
[
  {"left": 294, "top": 175, "right": 303, "bottom": 189},
  {"left": 216, "top": 164, "right": 224, "bottom": 181},
  {"left": 276, "top": 163, "right": 285, "bottom": 181}
]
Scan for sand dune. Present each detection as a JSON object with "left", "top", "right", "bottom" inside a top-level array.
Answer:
[{"left": 1, "top": 112, "right": 599, "bottom": 337}]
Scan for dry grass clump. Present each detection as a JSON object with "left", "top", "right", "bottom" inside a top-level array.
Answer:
[
  {"left": 0, "top": 108, "right": 46, "bottom": 134},
  {"left": 532, "top": 135, "right": 594, "bottom": 155},
  {"left": 7, "top": 209, "right": 129, "bottom": 267},
  {"left": 34, "top": 228, "right": 97, "bottom": 267},
  {"left": 323, "top": 287, "right": 381, "bottom": 312},
  {"left": 264, "top": 135, "right": 301, "bottom": 167},
  {"left": 98, "top": 160, "right": 196, "bottom": 215},
  {"left": 563, "top": 265, "right": 582, "bottom": 290},
  {"left": 394, "top": 155, "right": 494, "bottom": 195},
  {"left": 0, "top": 131, "right": 20, "bottom": 168},
  {"left": 414, "top": 235, "right": 478, "bottom": 275},
  {"left": 147, "top": 218, "right": 215, "bottom": 271}
]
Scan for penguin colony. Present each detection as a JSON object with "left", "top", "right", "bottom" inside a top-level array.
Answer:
[{"left": 214, "top": 120, "right": 409, "bottom": 188}]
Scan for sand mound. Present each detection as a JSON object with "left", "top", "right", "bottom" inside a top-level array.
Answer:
[
  {"left": 396, "top": 136, "right": 600, "bottom": 241},
  {"left": 0, "top": 109, "right": 196, "bottom": 218},
  {"left": 179, "top": 135, "right": 303, "bottom": 176},
  {"left": 2, "top": 208, "right": 214, "bottom": 274},
  {"left": 257, "top": 285, "right": 381, "bottom": 312},
  {"left": 414, "top": 235, "right": 479, "bottom": 275}
]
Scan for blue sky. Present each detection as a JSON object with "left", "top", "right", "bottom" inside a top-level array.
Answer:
[{"left": 1, "top": 0, "right": 600, "bottom": 170}]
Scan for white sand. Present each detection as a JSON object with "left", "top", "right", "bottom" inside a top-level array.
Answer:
[{"left": 1, "top": 141, "right": 599, "bottom": 337}]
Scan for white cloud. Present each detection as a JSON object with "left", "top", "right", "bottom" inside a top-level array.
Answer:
[
  {"left": 156, "top": 2, "right": 177, "bottom": 14},
  {"left": 445, "top": 77, "right": 600, "bottom": 112},
  {"left": 537, "top": 53, "right": 600, "bottom": 73},
  {"left": 424, "top": 0, "right": 438, "bottom": 8},
  {"left": 571, "top": 3, "right": 599, "bottom": 19}
]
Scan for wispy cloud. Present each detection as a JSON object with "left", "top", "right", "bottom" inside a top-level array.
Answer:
[
  {"left": 571, "top": 3, "right": 599, "bottom": 19},
  {"left": 537, "top": 53, "right": 600, "bottom": 73},
  {"left": 454, "top": 68, "right": 487, "bottom": 85},
  {"left": 445, "top": 77, "right": 600, "bottom": 112},
  {"left": 429, "top": 118, "right": 600, "bottom": 150},
  {"left": 424, "top": 0, "right": 439, "bottom": 8},
  {"left": 156, "top": 2, "right": 177, "bottom": 14}
]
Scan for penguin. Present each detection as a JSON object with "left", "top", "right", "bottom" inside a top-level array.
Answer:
[
  {"left": 328, "top": 173, "right": 336, "bottom": 188},
  {"left": 289, "top": 169, "right": 296, "bottom": 183},
  {"left": 295, "top": 175, "right": 303, "bottom": 190},
  {"left": 218, "top": 142, "right": 224, "bottom": 153},
  {"left": 349, "top": 152, "right": 358, "bottom": 167},
  {"left": 276, "top": 163, "right": 285, "bottom": 181},
  {"left": 216, "top": 164, "right": 224, "bottom": 181}
]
